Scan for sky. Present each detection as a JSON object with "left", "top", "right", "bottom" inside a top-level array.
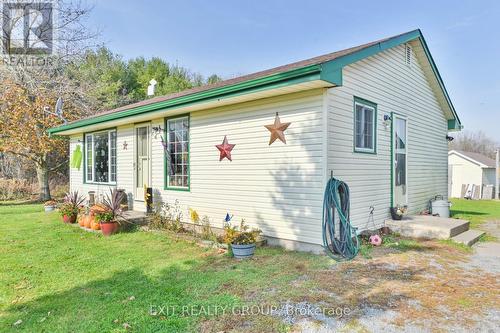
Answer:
[{"left": 86, "top": 0, "right": 500, "bottom": 140}]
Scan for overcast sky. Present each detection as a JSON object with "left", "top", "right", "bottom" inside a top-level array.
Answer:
[{"left": 87, "top": 0, "right": 500, "bottom": 140}]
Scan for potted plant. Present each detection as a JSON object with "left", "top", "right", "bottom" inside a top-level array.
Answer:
[
  {"left": 44, "top": 200, "right": 57, "bottom": 212},
  {"left": 390, "top": 205, "right": 407, "bottom": 220},
  {"left": 223, "top": 219, "right": 261, "bottom": 259},
  {"left": 59, "top": 191, "right": 85, "bottom": 224},
  {"left": 95, "top": 189, "right": 126, "bottom": 236}
]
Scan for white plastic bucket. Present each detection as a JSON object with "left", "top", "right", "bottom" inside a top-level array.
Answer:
[{"left": 431, "top": 200, "right": 451, "bottom": 218}]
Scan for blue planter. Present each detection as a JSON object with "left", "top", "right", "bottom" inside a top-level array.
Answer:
[
  {"left": 44, "top": 206, "right": 55, "bottom": 212},
  {"left": 231, "top": 244, "right": 256, "bottom": 259}
]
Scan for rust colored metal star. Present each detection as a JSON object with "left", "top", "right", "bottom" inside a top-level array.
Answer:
[
  {"left": 265, "top": 112, "right": 291, "bottom": 145},
  {"left": 216, "top": 135, "right": 236, "bottom": 161}
]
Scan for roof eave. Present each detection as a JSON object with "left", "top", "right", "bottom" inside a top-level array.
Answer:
[{"left": 48, "top": 63, "right": 337, "bottom": 136}]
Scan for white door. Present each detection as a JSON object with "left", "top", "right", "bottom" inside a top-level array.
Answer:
[
  {"left": 393, "top": 116, "right": 408, "bottom": 206},
  {"left": 135, "top": 124, "right": 151, "bottom": 201}
]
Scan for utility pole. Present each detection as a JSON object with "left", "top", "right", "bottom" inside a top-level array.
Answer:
[{"left": 496, "top": 148, "right": 499, "bottom": 200}]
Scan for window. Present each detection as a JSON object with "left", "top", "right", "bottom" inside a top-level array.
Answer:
[
  {"left": 354, "top": 97, "right": 377, "bottom": 153},
  {"left": 84, "top": 129, "right": 117, "bottom": 183},
  {"left": 165, "top": 116, "right": 189, "bottom": 190}
]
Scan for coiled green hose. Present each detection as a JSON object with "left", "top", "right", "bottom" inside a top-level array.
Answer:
[{"left": 322, "top": 177, "right": 360, "bottom": 260}]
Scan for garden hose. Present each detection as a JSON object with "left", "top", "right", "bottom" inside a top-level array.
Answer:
[{"left": 322, "top": 177, "right": 360, "bottom": 260}]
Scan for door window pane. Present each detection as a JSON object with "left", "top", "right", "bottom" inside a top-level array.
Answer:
[{"left": 396, "top": 153, "right": 406, "bottom": 186}]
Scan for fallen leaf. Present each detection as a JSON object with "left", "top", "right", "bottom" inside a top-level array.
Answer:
[{"left": 123, "top": 323, "right": 131, "bottom": 330}]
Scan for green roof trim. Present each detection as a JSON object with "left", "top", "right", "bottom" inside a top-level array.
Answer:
[
  {"left": 49, "top": 64, "right": 328, "bottom": 135},
  {"left": 49, "top": 29, "right": 460, "bottom": 135}
]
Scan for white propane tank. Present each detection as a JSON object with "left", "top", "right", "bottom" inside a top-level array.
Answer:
[{"left": 431, "top": 196, "right": 451, "bottom": 218}]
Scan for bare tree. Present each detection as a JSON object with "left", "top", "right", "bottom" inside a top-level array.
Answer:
[{"left": 448, "top": 130, "right": 499, "bottom": 158}]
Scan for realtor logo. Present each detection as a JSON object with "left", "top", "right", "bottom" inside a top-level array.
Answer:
[{"left": 1, "top": 0, "right": 54, "bottom": 55}]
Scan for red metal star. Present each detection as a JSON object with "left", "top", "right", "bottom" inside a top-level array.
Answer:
[
  {"left": 216, "top": 135, "right": 236, "bottom": 161},
  {"left": 264, "top": 112, "right": 291, "bottom": 145}
]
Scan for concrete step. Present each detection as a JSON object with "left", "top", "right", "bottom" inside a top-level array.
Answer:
[
  {"left": 385, "top": 215, "right": 470, "bottom": 239},
  {"left": 451, "top": 229, "right": 485, "bottom": 246}
]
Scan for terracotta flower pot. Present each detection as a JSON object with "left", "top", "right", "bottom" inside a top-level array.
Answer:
[
  {"left": 101, "top": 221, "right": 119, "bottom": 236},
  {"left": 63, "top": 214, "right": 77, "bottom": 224}
]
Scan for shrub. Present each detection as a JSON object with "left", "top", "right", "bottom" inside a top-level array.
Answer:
[
  {"left": 223, "top": 219, "right": 261, "bottom": 245},
  {"left": 0, "top": 178, "right": 36, "bottom": 200},
  {"left": 149, "top": 200, "right": 185, "bottom": 232}
]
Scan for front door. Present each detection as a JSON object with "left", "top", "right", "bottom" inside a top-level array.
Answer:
[
  {"left": 393, "top": 115, "right": 408, "bottom": 206},
  {"left": 135, "top": 124, "right": 151, "bottom": 201}
]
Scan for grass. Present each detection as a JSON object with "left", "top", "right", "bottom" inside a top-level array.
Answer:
[
  {"left": 0, "top": 203, "right": 328, "bottom": 332},
  {"left": 450, "top": 199, "right": 500, "bottom": 241},
  {"left": 450, "top": 199, "right": 500, "bottom": 229},
  {"left": 1, "top": 203, "right": 498, "bottom": 332}
]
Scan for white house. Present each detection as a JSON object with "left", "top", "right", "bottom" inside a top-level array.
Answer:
[
  {"left": 448, "top": 150, "right": 496, "bottom": 199},
  {"left": 49, "top": 30, "right": 462, "bottom": 251}
]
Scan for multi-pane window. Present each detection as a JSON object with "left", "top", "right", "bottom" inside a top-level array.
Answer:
[
  {"left": 354, "top": 98, "right": 377, "bottom": 153},
  {"left": 166, "top": 116, "right": 189, "bottom": 189},
  {"left": 84, "top": 130, "right": 117, "bottom": 183}
]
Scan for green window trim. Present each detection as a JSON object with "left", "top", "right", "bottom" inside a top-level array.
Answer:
[
  {"left": 164, "top": 114, "right": 190, "bottom": 192},
  {"left": 353, "top": 96, "right": 377, "bottom": 154},
  {"left": 83, "top": 128, "right": 117, "bottom": 185}
]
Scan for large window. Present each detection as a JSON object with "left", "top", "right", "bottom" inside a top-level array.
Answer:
[
  {"left": 85, "top": 130, "right": 117, "bottom": 184},
  {"left": 165, "top": 116, "right": 189, "bottom": 190},
  {"left": 354, "top": 97, "right": 377, "bottom": 153}
]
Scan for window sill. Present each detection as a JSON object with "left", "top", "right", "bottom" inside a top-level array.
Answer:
[
  {"left": 354, "top": 148, "right": 376, "bottom": 155},
  {"left": 83, "top": 182, "right": 117, "bottom": 186},
  {"left": 164, "top": 187, "right": 190, "bottom": 192}
]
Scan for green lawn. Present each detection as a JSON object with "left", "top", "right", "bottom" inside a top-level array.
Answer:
[
  {"left": 450, "top": 199, "right": 500, "bottom": 229},
  {"left": 0, "top": 203, "right": 327, "bottom": 332}
]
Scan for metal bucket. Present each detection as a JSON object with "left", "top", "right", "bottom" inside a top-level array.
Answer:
[
  {"left": 431, "top": 199, "right": 451, "bottom": 218},
  {"left": 231, "top": 244, "right": 256, "bottom": 259}
]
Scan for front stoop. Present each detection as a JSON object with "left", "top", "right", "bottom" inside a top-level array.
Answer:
[
  {"left": 122, "top": 211, "right": 149, "bottom": 225},
  {"left": 451, "top": 230, "right": 485, "bottom": 246},
  {"left": 385, "top": 215, "right": 470, "bottom": 239}
]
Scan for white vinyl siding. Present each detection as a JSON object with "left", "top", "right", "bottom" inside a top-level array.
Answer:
[
  {"left": 327, "top": 43, "right": 448, "bottom": 229},
  {"left": 151, "top": 90, "right": 326, "bottom": 244}
]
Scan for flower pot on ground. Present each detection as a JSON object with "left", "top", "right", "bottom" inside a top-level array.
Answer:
[
  {"left": 59, "top": 191, "right": 85, "bottom": 223},
  {"left": 95, "top": 189, "right": 127, "bottom": 237},
  {"left": 223, "top": 219, "right": 262, "bottom": 259},
  {"left": 44, "top": 200, "right": 57, "bottom": 212},
  {"left": 390, "top": 205, "right": 407, "bottom": 220},
  {"left": 62, "top": 214, "right": 77, "bottom": 224}
]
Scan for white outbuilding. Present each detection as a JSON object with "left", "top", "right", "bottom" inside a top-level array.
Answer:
[{"left": 448, "top": 150, "right": 496, "bottom": 199}]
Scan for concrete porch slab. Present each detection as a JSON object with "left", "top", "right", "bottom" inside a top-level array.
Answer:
[
  {"left": 452, "top": 229, "right": 485, "bottom": 246},
  {"left": 385, "top": 215, "right": 470, "bottom": 239},
  {"left": 122, "top": 211, "right": 149, "bottom": 225}
]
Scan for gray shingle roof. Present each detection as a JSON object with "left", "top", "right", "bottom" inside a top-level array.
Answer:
[{"left": 454, "top": 150, "right": 496, "bottom": 168}]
